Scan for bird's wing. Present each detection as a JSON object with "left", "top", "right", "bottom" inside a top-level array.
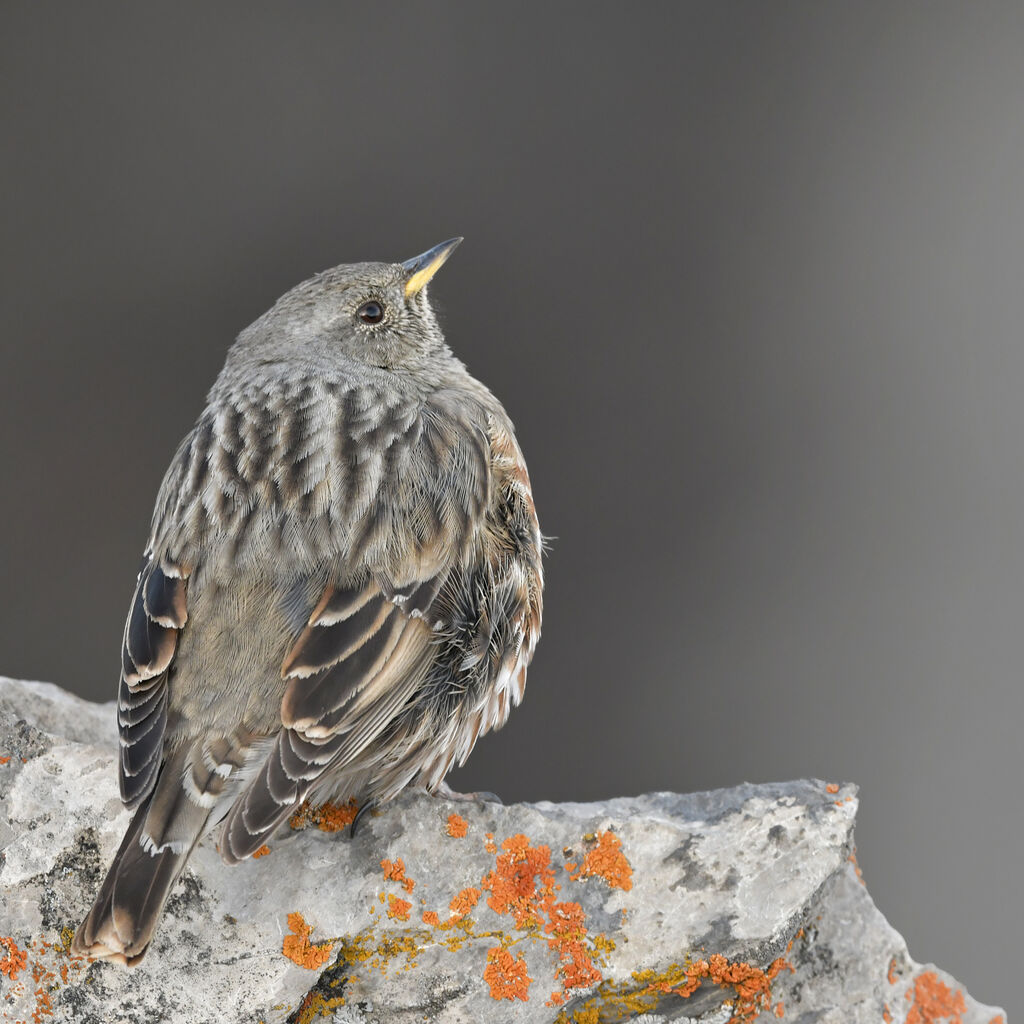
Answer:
[
  {"left": 118, "top": 555, "right": 189, "bottom": 809},
  {"left": 218, "top": 569, "right": 448, "bottom": 861}
]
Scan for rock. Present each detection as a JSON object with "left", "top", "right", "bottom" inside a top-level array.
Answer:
[{"left": 0, "top": 677, "right": 1005, "bottom": 1024}]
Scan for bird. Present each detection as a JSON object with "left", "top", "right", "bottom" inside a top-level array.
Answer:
[{"left": 73, "top": 239, "right": 543, "bottom": 964}]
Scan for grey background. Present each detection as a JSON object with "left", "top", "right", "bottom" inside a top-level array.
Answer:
[{"left": 1, "top": 1, "right": 1019, "bottom": 1013}]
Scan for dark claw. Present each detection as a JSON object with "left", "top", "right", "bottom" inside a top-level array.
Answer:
[{"left": 350, "top": 800, "right": 376, "bottom": 838}]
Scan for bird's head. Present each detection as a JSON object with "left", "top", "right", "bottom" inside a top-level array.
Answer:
[{"left": 226, "top": 238, "right": 463, "bottom": 380}]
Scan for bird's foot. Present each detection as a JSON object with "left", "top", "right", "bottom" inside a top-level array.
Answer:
[{"left": 433, "top": 781, "right": 504, "bottom": 805}]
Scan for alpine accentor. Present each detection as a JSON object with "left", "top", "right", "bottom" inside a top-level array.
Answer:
[{"left": 74, "top": 239, "right": 543, "bottom": 964}]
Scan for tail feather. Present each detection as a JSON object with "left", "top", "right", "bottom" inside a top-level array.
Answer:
[{"left": 73, "top": 750, "right": 209, "bottom": 964}]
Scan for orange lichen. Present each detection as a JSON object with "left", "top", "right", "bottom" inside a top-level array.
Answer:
[
  {"left": 989, "top": 1017, "right": 1005, "bottom": 1024},
  {"left": 883, "top": 1005, "right": 892, "bottom": 1023},
  {"left": 32, "top": 985, "right": 53, "bottom": 1021},
  {"left": 0, "top": 932, "right": 90, "bottom": 1023},
  {"left": 282, "top": 912, "right": 335, "bottom": 970},
  {"left": 381, "top": 857, "right": 405, "bottom": 881},
  {"left": 446, "top": 813, "right": 469, "bottom": 838},
  {"left": 849, "top": 849, "right": 865, "bottom": 886},
  {"left": 482, "top": 833, "right": 557, "bottom": 928},
  {"left": 825, "top": 783, "right": 840, "bottom": 794},
  {"left": 484, "top": 831, "right": 497, "bottom": 854},
  {"left": 449, "top": 887, "right": 481, "bottom": 920},
  {"left": 775, "top": 1001, "right": 784, "bottom": 1017},
  {"left": 310, "top": 827, "right": 623, "bottom": 1010},
  {"left": 477, "top": 831, "right": 612, "bottom": 1003},
  {"left": 681, "top": 955, "right": 792, "bottom": 1022},
  {"left": 252, "top": 845, "right": 271, "bottom": 858},
  {"left": 380, "top": 857, "right": 416, "bottom": 894},
  {"left": 1, "top": 936, "right": 28, "bottom": 980},
  {"left": 289, "top": 798, "right": 360, "bottom": 833},
  {"left": 888, "top": 957, "right": 900, "bottom": 984},
  {"left": 905, "top": 971, "right": 967, "bottom": 1024},
  {"left": 484, "top": 946, "right": 532, "bottom": 1001},
  {"left": 557, "top": 955, "right": 792, "bottom": 1024},
  {"left": 0, "top": 755, "right": 11, "bottom": 765},
  {"left": 567, "top": 830, "right": 633, "bottom": 892},
  {"left": 546, "top": 899, "right": 602, "bottom": 992},
  {"left": 386, "top": 895, "right": 412, "bottom": 921}
]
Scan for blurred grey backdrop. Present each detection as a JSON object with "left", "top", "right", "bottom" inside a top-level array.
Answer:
[{"left": 1, "top": 1, "right": 1020, "bottom": 1012}]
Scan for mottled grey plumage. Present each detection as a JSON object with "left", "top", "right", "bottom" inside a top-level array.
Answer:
[{"left": 74, "top": 240, "right": 543, "bottom": 964}]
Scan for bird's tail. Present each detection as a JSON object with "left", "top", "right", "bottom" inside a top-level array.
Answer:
[{"left": 73, "top": 749, "right": 209, "bottom": 965}]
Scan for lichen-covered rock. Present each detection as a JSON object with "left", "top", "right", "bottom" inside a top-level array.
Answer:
[{"left": 0, "top": 677, "right": 1006, "bottom": 1024}]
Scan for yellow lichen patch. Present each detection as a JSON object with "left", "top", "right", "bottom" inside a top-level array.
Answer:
[
  {"left": 567, "top": 831, "right": 633, "bottom": 892},
  {"left": 446, "top": 813, "right": 469, "bottom": 838},
  {"left": 334, "top": 929, "right": 425, "bottom": 978},
  {"left": 282, "top": 913, "right": 335, "bottom": 970},
  {"left": 252, "top": 845, "right": 271, "bottom": 858},
  {"left": 905, "top": 971, "right": 967, "bottom": 1024},
  {"left": 386, "top": 895, "right": 412, "bottom": 922},
  {"left": 484, "top": 946, "right": 532, "bottom": 1001},
  {"left": 289, "top": 799, "right": 360, "bottom": 833},
  {"left": 292, "top": 989, "right": 347, "bottom": 1024}
]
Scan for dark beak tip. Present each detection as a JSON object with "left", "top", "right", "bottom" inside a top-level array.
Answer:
[{"left": 402, "top": 237, "right": 463, "bottom": 274}]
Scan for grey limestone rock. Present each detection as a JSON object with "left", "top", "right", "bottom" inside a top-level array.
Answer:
[{"left": 0, "top": 677, "right": 1006, "bottom": 1023}]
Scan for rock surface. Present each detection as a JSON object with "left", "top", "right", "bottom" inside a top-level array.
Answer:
[{"left": 0, "top": 677, "right": 1005, "bottom": 1024}]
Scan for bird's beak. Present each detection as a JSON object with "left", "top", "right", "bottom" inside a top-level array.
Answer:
[{"left": 402, "top": 237, "right": 463, "bottom": 298}]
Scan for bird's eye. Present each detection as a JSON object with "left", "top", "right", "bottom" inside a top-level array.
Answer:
[{"left": 357, "top": 300, "right": 385, "bottom": 324}]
